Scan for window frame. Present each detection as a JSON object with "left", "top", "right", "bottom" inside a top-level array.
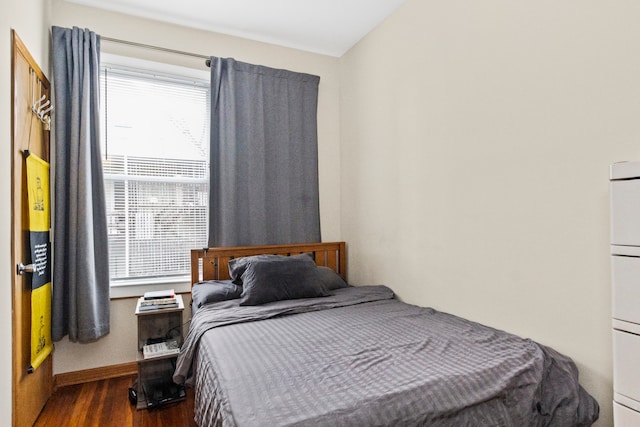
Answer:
[{"left": 100, "top": 54, "right": 210, "bottom": 298}]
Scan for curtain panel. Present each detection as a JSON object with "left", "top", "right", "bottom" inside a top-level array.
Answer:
[
  {"left": 208, "top": 57, "right": 321, "bottom": 247},
  {"left": 51, "top": 26, "right": 110, "bottom": 342}
]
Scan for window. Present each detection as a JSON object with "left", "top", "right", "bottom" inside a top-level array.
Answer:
[{"left": 100, "top": 59, "right": 209, "bottom": 285}]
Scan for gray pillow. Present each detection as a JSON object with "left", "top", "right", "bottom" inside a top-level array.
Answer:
[
  {"left": 229, "top": 254, "right": 280, "bottom": 285},
  {"left": 228, "top": 253, "right": 313, "bottom": 285},
  {"left": 317, "top": 266, "right": 348, "bottom": 290},
  {"left": 192, "top": 280, "right": 242, "bottom": 309},
  {"left": 239, "top": 254, "right": 329, "bottom": 306}
]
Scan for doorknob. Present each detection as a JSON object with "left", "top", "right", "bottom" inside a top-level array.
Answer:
[{"left": 17, "top": 263, "right": 35, "bottom": 275}]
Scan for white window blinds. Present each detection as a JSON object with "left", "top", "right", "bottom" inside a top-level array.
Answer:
[{"left": 100, "top": 65, "right": 209, "bottom": 282}]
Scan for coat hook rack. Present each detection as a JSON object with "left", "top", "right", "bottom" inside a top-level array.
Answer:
[{"left": 30, "top": 70, "right": 52, "bottom": 131}]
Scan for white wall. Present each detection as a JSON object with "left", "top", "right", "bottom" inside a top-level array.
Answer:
[
  {"left": 1, "top": 0, "right": 52, "bottom": 421},
  {"left": 49, "top": 0, "right": 341, "bottom": 374},
  {"left": 340, "top": 1, "right": 640, "bottom": 425}
]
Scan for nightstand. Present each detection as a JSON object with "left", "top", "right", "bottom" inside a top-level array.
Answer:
[{"left": 134, "top": 294, "right": 185, "bottom": 410}]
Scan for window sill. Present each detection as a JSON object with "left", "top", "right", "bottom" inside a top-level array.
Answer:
[{"left": 109, "top": 275, "right": 192, "bottom": 299}]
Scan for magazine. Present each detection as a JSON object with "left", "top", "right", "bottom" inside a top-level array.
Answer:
[{"left": 142, "top": 339, "right": 180, "bottom": 359}]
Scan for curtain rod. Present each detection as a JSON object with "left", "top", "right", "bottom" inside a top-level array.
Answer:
[{"left": 101, "top": 36, "right": 211, "bottom": 66}]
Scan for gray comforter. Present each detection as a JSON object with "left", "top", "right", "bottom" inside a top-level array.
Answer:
[{"left": 174, "top": 286, "right": 599, "bottom": 427}]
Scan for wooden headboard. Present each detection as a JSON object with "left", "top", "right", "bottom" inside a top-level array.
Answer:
[{"left": 191, "top": 242, "right": 346, "bottom": 285}]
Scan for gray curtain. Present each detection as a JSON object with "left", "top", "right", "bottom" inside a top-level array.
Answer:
[
  {"left": 51, "top": 26, "right": 110, "bottom": 342},
  {"left": 208, "top": 57, "right": 321, "bottom": 247}
]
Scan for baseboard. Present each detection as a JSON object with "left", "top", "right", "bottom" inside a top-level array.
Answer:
[{"left": 54, "top": 361, "right": 138, "bottom": 390}]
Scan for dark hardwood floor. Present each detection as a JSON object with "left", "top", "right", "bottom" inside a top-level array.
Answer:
[{"left": 34, "top": 375, "right": 197, "bottom": 427}]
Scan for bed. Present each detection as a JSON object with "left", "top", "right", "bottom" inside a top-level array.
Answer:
[{"left": 174, "top": 242, "right": 599, "bottom": 426}]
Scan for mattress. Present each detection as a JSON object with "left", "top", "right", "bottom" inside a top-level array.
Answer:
[{"left": 174, "top": 285, "right": 599, "bottom": 427}]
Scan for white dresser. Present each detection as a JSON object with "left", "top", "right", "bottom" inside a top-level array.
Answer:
[{"left": 611, "top": 161, "right": 640, "bottom": 425}]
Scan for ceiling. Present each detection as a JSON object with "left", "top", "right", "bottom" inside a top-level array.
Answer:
[{"left": 65, "top": 0, "right": 408, "bottom": 57}]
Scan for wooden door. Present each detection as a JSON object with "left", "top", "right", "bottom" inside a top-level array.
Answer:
[{"left": 11, "top": 30, "right": 53, "bottom": 427}]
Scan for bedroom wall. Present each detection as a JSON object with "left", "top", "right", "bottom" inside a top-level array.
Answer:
[
  {"left": 49, "top": 0, "right": 341, "bottom": 374},
  {"left": 339, "top": 1, "right": 640, "bottom": 426},
  {"left": 1, "top": 0, "right": 52, "bottom": 421}
]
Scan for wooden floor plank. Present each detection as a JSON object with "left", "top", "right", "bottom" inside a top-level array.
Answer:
[
  {"left": 34, "top": 375, "right": 196, "bottom": 427},
  {"left": 72, "top": 380, "right": 97, "bottom": 425}
]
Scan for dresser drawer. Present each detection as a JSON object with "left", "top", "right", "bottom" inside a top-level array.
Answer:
[
  {"left": 614, "top": 329, "right": 640, "bottom": 402},
  {"left": 612, "top": 255, "right": 640, "bottom": 325},
  {"left": 614, "top": 401, "right": 640, "bottom": 426},
  {"left": 611, "top": 179, "right": 640, "bottom": 246}
]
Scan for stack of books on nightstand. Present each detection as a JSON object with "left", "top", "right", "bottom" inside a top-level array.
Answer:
[{"left": 138, "top": 289, "right": 178, "bottom": 312}]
